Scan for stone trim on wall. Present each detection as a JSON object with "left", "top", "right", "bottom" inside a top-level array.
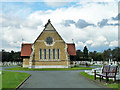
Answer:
[
  {"left": 36, "top": 40, "right": 64, "bottom": 42},
  {"left": 31, "top": 65, "right": 69, "bottom": 68},
  {"left": 29, "top": 60, "right": 70, "bottom": 62},
  {"left": 23, "top": 65, "right": 29, "bottom": 68}
]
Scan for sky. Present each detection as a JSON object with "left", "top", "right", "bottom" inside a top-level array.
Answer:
[{"left": 0, "top": 0, "right": 119, "bottom": 52}]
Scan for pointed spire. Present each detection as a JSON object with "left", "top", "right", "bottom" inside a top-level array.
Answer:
[
  {"left": 48, "top": 19, "right": 51, "bottom": 23},
  {"left": 44, "top": 19, "right": 51, "bottom": 27}
]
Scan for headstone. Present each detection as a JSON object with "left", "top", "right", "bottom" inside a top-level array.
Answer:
[{"left": 0, "top": 62, "right": 2, "bottom": 66}]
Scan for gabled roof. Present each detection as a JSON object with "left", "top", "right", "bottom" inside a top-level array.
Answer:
[
  {"left": 21, "top": 43, "right": 32, "bottom": 57},
  {"left": 34, "top": 19, "right": 65, "bottom": 44},
  {"left": 67, "top": 43, "right": 76, "bottom": 56}
]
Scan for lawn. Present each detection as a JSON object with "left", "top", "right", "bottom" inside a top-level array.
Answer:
[
  {"left": 0, "top": 74, "right": 2, "bottom": 89},
  {"left": 80, "top": 72, "right": 119, "bottom": 89},
  {"left": 91, "top": 65, "right": 102, "bottom": 67},
  {"left": 2, "top": 71, "right": 30, "bottom": 89},
  {"left": 0, "top": 65, "right": 18, "bottom": 67},
  {"left": 6, "top": 66, "right": 94, "bottom": 71}
]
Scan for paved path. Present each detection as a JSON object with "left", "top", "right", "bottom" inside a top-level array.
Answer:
[
  {"left": 20, "top": 71, "right": 104, "bottom": 88},
  {"left": 2, "top": 66, "right": 108, "bottom": 88}
]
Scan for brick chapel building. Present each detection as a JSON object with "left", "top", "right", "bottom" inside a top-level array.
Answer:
[{"left": 21, "top": 19, "right": 76, "bottom": 68}]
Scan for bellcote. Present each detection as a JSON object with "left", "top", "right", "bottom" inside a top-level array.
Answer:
[{"left": 44, "top": 19, "right": 56, "bottom": 31}]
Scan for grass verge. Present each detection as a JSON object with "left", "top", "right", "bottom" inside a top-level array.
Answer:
[
  {"left": 0, "top": 65, "right": 18, "bottom": 67},
  {"left": 80, "top": 72, "right": 119, "bottom": 89},
  {"left": 0, "top": 74, "right": 2, "bottom": 89},
  {"left": 91, "top": 65, "right": 102, "bottom": 67},
  {"left": 6, "top": 66, "right": 94, "bottom": 71},
  {"left": 2, "top": 71, "right": 30, "bottom": 89}
]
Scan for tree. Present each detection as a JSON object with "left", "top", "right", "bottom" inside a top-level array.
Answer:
[
  {"left": 112, "top": 47, "right": 120, "bottom": 64},
  {"left": 75, "top": 50, "right": 83, "bottom": 61},
  {"left": 97, "top": 53, "right": 103, "bottom": 61},
  {"left": 89, "top": 51, "right": 97, "bottom": 61},
  {"left": 2, "top": 49, "right": 9, "bottom": 62},
  {"left": 77, "top": 50, "right": 83, "bottom": 58},
  {"left": 103, "top": 48, "right": 111, "bottom": 61},
  {"left": 2, "top": 50, "right": 22, "bottom": 62},
  {"left": 83, "top": 46, "right": 88, "bottom": 60}
]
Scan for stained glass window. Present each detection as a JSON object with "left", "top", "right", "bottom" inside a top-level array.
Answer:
[
  {"left": 46, "top": 37, "right": 53, "bottom": 45},
  {"left": 53, "top": 49, "right": 55, "bottom": 59},
  {"left": 49, "top": 49, "right": 51, "bottom": 59},
  {"left": 44, "top": 49, "right": 46, "bottom": 59},
  {"left": 57, "top": 49, "right": 60, "bottom": 59},
  {"left": 40, "top": 49, "right": 42, "bottom": 59}
]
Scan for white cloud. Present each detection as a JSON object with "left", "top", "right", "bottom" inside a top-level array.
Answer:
[
  {"left": 91, "top": 36, "right": 107, "bottom": 47},
  {"left": 85, "top": 40, "right": 93, "bottom": 45},
  {"left": 75, "top": 41, "right": 85, "bottom": 50},
  {"left": 43, "top": 0, "right": 68, "bottom": 7},
  {"left": 104, "top": 41, "right": 109, "bottom": 45},
  {"left": 28, "top": 2, "right": 117, "bottom": 24},
  {"left": 1, "top": 1, "right": 118, "bottom": 51},
  {"left": 1, "top": 14, "right": 43, "bottom": 29},
  {"left": 109, "top": 40, "right": 118, "bottom": 47}
]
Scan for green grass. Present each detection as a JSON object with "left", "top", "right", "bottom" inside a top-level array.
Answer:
[
  {"left": 80, "top": 72, "right": 119, "bottom": 89},
  {"left": 91, "top": 65, "right": 102, "bottom": 67},
  {"left": 6, "top": 66, "right": 94, "bottom": 71},
  {"left": 118, "top": 64, "right": 120, "bottom": 67},
  {"left": 0, "top": 65, "right": 18, "bottom": 67},
  {"left": 0, "top": 74, "right": 2, "bottom": 89},
  {"left": 2, "top": 71, "right": 30, "bottom": 89}
]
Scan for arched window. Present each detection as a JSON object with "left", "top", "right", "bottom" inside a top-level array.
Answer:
[{"left": 40, "top": 49, "right": 42, "bottom": 59}]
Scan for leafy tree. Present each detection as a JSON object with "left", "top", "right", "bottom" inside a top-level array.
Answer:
[
  {"left": 103, "top": 48, "right": 111, "bottom": 61},
  {"left": 77, "top": 50, "right": 83, "bottom": 58},
  {"left": 1, "top": 50, "right": 22, "bottom": 62},
  {"left": 75, "top": 50, "right": 83, "bottom": 61},
  {"left": 83, "top": 46, "right": 88, "bottom": 59},
  {"left": 112, "top": 47, "right": 120, "bottom": 62},
  {"left": 89, "top": 51, "right": 97, "bottom": 61},
  {"left": 97, "top": 53, "right": 103, "bottom": 61}
]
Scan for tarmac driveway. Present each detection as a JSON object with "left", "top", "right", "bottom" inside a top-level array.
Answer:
[
  {"left": 2, "top": 66, "right": 107, "bottom": 88},
  {"left": 20, "top": 71, "right": 105, "bottom": 88}
]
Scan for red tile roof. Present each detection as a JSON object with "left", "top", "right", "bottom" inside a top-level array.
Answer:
[
  {"left": 21, "top": 43, "right": 32, "bottom": 56},
  {"left": 67, "top": 43, "right": 76, "bottom": 56},
  {"left": 21, "top": 43, "right": 76, "bottom": 56}
]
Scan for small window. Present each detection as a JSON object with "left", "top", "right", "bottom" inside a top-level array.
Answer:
[
  {"left": 57, "top": 49, "right": 60, "bottom": 59},
  {"left": 49, "top": 49, "right": 51, "bottom": 59},
  {"left": 40, "top": 49, "right": 42, "bottom": 59},
  {"left": 44, "top": 49, "right": 46, "bottom": 59},
  {"left": 53, "top": 49, "right": 55, "bottom": 59}
]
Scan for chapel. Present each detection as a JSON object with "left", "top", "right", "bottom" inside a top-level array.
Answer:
[{"left": 21, "top": 19, "right": 76, "bottom": 68}]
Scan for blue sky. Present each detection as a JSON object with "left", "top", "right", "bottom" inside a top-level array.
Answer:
[
  {"left": 1, "top": 2, "right": 77, "bottom": 17},
  {"left": 0, "top": 0, "right": 119, "bottom": 52}
]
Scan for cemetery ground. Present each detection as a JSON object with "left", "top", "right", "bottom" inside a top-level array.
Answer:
[
  {"left": 0, "top": 74, "right": 1, "bottom": 89},
  {"left": 1, "top": 65, "right": 119, "bottom": 89},
  {"left": 80, "top": 72, "right": 120, "bottom": 89},
  {"left": 2, "top": 71, "right": 30, "bottom": 89},
  {"left": 6, "top": 66, "right": 94, "bottom": 71}
]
